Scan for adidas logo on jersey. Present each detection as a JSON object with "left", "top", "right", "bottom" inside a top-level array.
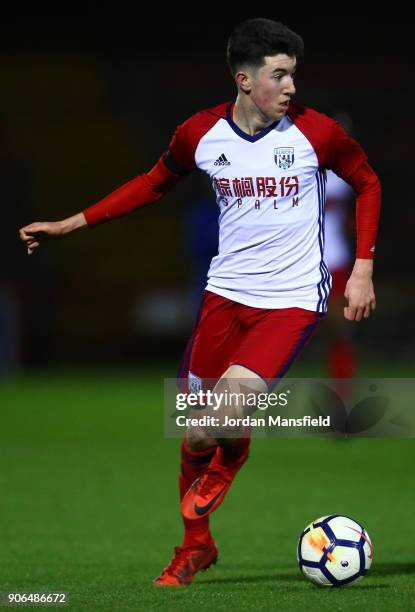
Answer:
[{"left": 214, "top": 154, "right": 231, "bottom": 166}]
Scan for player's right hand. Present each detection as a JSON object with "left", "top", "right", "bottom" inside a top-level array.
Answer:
[{"left": 19, "top": 221, "right": 65, "bottom": 255}]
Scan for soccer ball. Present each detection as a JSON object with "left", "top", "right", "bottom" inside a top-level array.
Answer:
[{"left": 297, "top": 515, "right": 373, "bottom": 587}]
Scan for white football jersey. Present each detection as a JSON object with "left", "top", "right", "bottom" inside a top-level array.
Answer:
[{"left": 164, "top": 101, "right": 367, "bottom": 313}]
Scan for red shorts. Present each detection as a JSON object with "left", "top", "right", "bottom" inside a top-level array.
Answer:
[{"left": 178, "top": 290, "right": 324, "bottom": 388}]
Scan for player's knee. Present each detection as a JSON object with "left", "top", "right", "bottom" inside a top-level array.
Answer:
[
  {"left": 186, "top": 425, "right": 214, "bottom": 451},
  {"left": 219, "top": 364, "right": 268, "bottom": 394}
]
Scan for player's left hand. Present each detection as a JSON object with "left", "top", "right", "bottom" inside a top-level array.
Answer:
[{"left": 344, "top": 259, "right": 376, "bottom": 321}]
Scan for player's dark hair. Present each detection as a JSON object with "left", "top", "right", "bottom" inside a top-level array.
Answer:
[{"left": 227, "top": 18, "right": 304, "bottom": 75}]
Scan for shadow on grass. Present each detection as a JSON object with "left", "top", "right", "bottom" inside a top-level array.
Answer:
[
  {"left": 198, "top": 565, "right": 408, "bottom": 587},
  {"left": 372, "top": 562, "right": 415, "bottom": 576},
  {"left": 199, "top": 574, "right": 391, "bottom": 589},
  {"left": 199, "top": 572, "right": 303, "bottom": 585},
  {"left": 195, "top": 561, "right": 415, "bottom": 587}
]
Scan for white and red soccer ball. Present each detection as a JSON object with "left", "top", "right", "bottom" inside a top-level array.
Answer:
[{"left": 298, "top": 515, "right": 373, "bottom": 587}]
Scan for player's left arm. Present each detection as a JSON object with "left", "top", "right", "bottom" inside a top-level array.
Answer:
[{"left": 327, "top": 122, "right": 381, "bottom": 321}]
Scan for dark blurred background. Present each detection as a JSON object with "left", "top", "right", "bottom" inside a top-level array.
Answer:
[{"left": 2, "top": 12, "right": 413, "bottom": 372}]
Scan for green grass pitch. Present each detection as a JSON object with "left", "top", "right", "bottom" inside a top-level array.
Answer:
[{"left": 0, "top": 366, "right": 414, "bottom": 611}]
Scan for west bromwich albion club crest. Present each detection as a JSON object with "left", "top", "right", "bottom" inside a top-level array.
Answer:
[{"left": 274, "top": 147, "right": 295, "bottom": 169}]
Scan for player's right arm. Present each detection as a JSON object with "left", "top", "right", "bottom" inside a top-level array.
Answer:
[
  {"left": 19, "top": 155, "right": 185, "bottom": 256},
  {"left": 19, "top": 213, "right": 87, "bottom": 255},
  {"left": 19, "top": 116, "right": 198, "bottom": 255}
]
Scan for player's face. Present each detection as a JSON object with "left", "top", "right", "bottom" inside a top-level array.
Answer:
[{"left": 250, "top": 54, "right": 297, "bottom": 120}]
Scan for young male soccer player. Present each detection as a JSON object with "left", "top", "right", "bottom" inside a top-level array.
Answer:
[{"left": 19, "top": 18, "right": 381, "bottom": 586}]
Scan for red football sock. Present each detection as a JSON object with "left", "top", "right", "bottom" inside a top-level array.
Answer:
[
  {"left": 179, "top": 435, "right": 217, "bottom": 547},
  {"left": 218, "top": 435, "right": 251, "bottom": 467}
]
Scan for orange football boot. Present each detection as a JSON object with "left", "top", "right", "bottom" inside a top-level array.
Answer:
[{"left": 153, "top": 542, "right": 218, "bottom": 586}]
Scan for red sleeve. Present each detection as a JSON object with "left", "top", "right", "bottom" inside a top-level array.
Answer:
[
  {"left": 82, "top": 156, "right": 184, "bottom": 228},
  {"left": 325, "top": 121, "right": 381, "bottom": 259},
  {"left": 342, "top": 160, "right": 381, "bottom": 259}
]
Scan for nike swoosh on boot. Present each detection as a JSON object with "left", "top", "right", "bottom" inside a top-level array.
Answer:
[{"left": 194, "top": 486, "right": 227, "bottom": 515}]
